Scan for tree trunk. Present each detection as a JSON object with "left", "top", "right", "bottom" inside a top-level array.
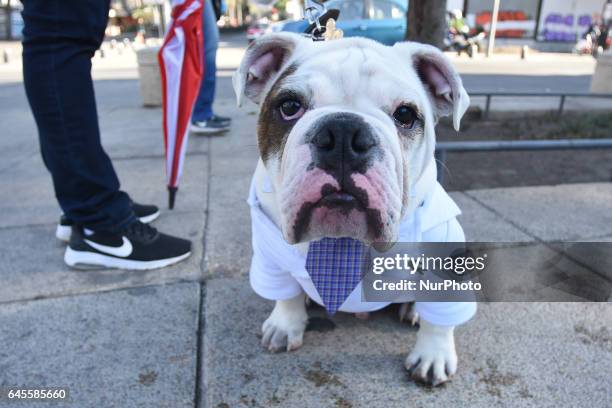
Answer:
[
  {"left": 406, "top": 0, "right": 447, "bottom": 49},
  {"left": 118, "top": 0, "right": 132, "bottom": 15}
]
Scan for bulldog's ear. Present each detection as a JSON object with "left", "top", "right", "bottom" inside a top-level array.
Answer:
[
  {"left": 393, "top": 42, "right": 470, "bottom": 131},
  {"left": 233, "top": 33, "right": 306, "bottom": 107}
]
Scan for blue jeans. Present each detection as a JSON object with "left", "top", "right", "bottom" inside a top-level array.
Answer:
[
  {"left": 21, "top": 0, "right": 135, "bottom": 232},
  {"left": 191, "top": 0, "right": 219, "bottom": 122}
]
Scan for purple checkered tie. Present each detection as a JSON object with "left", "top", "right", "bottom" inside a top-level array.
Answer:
[{"left": 305, "top": 237, "right": 368, "bottom": 315}]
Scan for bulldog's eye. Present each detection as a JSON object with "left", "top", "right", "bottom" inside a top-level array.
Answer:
[
  {"left": 393, "top": 105, "right": 417, "bottom": 129},
  {"left": 279, "top": 99, "right": 304, "bottom": 121}
]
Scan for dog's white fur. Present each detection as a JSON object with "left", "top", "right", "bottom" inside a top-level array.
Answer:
[{"left": 234, "top": 33, "right": 470, "bottom": 386}]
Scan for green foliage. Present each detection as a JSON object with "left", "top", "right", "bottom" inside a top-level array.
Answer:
[
  {"left": 132, "top": 6, "right": 155, "bottom": 23},
  {"left": 274, "top": 0, "right": 291, "bottom": 11}
]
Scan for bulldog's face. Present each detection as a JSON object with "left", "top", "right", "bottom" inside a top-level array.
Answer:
[{"left": 234, "top": 33, "right": 469, "bottom": 245}]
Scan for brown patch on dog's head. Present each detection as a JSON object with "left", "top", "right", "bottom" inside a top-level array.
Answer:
[{"left": 257, "top": 64, "right": 301, "bottom": 163}]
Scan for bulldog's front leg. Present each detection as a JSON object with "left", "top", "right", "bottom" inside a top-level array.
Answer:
[
  {"left": 261, "top": 292, "right": 308, "bottom": 352},
  {"left": 405, "top": 320, "right": 457, "bottom": 386}
]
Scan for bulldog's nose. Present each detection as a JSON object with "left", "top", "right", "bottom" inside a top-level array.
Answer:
[{"left": 310, "top": 113, "right": 377, "bottom": 172}]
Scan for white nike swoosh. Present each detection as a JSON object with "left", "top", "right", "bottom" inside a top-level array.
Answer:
[{"left": 85, "top": 237, "right": 133, "bottom": 258}]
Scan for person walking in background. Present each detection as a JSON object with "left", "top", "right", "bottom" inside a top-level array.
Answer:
[
  {"left": 604, "top": 0, "right": 612, "bottom": 26},
  {"left": 190, "top": 0, "right": 232, "bottom": 134},
  {"left": 21, "top": 0, "right": 192, "bottom": 270}
]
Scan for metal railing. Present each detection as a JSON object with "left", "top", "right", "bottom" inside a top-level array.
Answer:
[
  {"left": 470, "top": 92, "right": 612, "bottom": 119},
  {"left": 435, "top": 138, "right": 612, "bottom": 183}
]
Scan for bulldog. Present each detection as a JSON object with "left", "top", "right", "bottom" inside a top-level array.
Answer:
[{"left": 234, "top": 32, "right": 475, "bottom": 386}]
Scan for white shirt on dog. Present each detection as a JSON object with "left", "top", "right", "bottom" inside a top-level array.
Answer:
[{"left": 248, "top": 175, "right": 476, "bottom": 326}]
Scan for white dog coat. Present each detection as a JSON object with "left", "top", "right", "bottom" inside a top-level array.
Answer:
[{"left": 248, "top": 175, "right": 476, "bottom": 326}]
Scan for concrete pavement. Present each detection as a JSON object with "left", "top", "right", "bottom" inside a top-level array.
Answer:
[
  {"left": 0, "top": 33, "right": 611, "bottom": 407},
  {"left": 0, "top": 283, "right": 200, "bottom": 408}
]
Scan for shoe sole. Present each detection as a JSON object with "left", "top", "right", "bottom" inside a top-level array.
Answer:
[
  {"left": 189, "top": 124, "right": 230, "bottom": 135},
  {"left": 56, "top": 210, "right": 161, "bottom": 243},
  {"left": 64, "top": 247, "right": 191, "bottom": 271}
]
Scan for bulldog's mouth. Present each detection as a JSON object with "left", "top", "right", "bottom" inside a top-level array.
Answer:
[
  {"left": 316, "top": 189, "right": 363, "bottom": 212},
  {"left": 280, "top": 156, "right": 400, "bottom": 244},
  {"left": 291, "top": 181, "right": 383, "bottom": 243}
]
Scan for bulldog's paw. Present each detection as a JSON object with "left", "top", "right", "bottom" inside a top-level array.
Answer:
[
  {"left": 261, "top": 294, "right": 308, "bottom": 352},
  {"left": 405, "top": 320, "right": 457, "bottom": 387},
  {"left": 398, "top": 302, "right": 419, "bottom": 326}
]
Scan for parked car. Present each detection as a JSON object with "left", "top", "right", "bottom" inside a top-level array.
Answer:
[{"left": 269, "top": 0, "right": 407, "bottom": 46}]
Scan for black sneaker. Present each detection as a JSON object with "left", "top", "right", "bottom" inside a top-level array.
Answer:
[
  {"left": 56, "top": 202, "right": 160, "bottom": 242},
  {"left": 210, "top": 114, "right": 231, "bottom": 125},
  {"left": 64, "top": 221, "right": 191, "bottom": 270},
  {"left": 190, "top": 118, "right": 230, "bottom": 134}
]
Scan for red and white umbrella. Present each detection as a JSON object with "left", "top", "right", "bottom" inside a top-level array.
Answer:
[{"left": 158, "top": 0, "right": 204, "bottom": 209}]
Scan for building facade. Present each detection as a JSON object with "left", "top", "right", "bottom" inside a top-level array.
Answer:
[{"left": 456, "top": 0, "right": 610, "bottom": 43}]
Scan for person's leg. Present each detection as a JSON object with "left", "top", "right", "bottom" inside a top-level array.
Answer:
[
  {"left": 22, "top": 0, "right": 135, "bottom": 232},
  {"left": 191, "top": 0, "right": 220, "bottom": 122}
]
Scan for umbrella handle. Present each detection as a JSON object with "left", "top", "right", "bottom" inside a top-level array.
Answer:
[{"left": 168, "top": 186, "right": 178, "bottom": 210}]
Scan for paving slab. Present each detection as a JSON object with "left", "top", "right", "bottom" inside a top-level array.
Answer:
[
  {"left": 203, "top": 111, "right": 259, "bottom": 279},
  {"left": 475, "top": 243, "right": 612, "bottom": 302},
  {"left": 0, "top": 77, "right": 209, "bottom": 172},
  {"left": 0, "top": 151, "right": 207, "bottom": 229},
  {"left": 0, "top": 282, "right": 199, "bottom": 408},
  {"left": 0, "top": 211, "right": 204, "bottom": 304},
  {"left": 0, "top": 83, "right": 39, "bottom": 173},
  {"left": 95, "top": 79, "right": 209, "bottom": 159},
  {"left": 214, "top": 76, "right": 242, "bottom": 103},
  {"left": 204, "top": 170, "right": 253, "bottom": 279},
  {"left": 202, "top": 278, "right": 612, "bottom": 408},
  {"left": 450, "top": 192, "right": 534, "bottom": 242},
  {"left": 465, "top": 183, "right": 612, "bottom": 241}
]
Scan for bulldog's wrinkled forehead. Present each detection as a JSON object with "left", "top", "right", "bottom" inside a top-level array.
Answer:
[
  {"left": 235, "top": 33, "right": 469, "bottom": 126},
  {"left": 272, "top": 39, "right": 426, "bottom": 114}
]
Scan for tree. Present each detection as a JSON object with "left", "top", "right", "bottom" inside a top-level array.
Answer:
[
  {"left": 405, "top": 0, "right": 447, "bottom": 49},
  {"left": 118, "top": 0, "right": 133, "bottom": 15}
]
